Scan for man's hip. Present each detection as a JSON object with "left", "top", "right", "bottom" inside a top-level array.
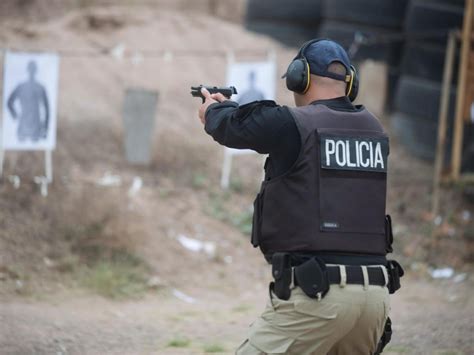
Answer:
[{"left": 236, "top": 284, "right": 390, "bottom": 355}]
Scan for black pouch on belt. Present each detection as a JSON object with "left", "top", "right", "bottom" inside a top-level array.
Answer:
[
  {"left": 387, "top": 260, "right": 404, "bottom": 294},
  {"left": 294, "top": 258, "right": 330, "bottom": 299},
  {"left": 271, "top": 253, "right": 292, "bottom": 300}
]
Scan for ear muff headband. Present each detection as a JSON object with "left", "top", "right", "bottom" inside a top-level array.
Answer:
[
  {"left": 285, "top": 39, "right": 359, "bottom": 101},
  {"left": 297, "top": 39, "right": 322, "bottom": 59},
  {"left": 285, "top": 39, "right": 323, "bottom": 94}
]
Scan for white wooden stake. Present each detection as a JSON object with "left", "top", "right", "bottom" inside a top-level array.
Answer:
[
  {"left": 221, "top": 148, "right": 232, "bottom": 189},
  {"left": 45, "top": 150, "right": 53, "bottom": 183},
  {"left": 34, "top": 176, "right": 48, "bottom": 197},
  {"left": 0, "top": 148, "right": 4, "bottom": 178}
]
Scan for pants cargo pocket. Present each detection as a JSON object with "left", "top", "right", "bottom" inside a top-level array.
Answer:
[
  {"left": 293, "top": 300, "right": 339, "bottom": 319},
  {"left": 247, "top": 317, "right": 296, "bottom": 354}
]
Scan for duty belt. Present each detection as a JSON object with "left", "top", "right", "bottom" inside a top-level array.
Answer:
[
  {"left": 325, "top": 265, "right": 387, "bottom": 287},
  {"left": 289, "top": 264, "right": 388, "bottom": 294},
  {"left": 271, "top": 253, "right": 394, "bottom": 301}
]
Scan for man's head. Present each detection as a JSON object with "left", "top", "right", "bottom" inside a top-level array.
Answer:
[
  {"left": 248, "top": 70, "right": 257, "bottom": 86},
  {"left": 27, "top": 60, "right": 37, "bottom": 80},
  {"left": 284, "top": 39, "right": 357, "bottom": 106}
]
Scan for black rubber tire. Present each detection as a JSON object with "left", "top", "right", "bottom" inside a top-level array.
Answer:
[
  {"left": 393, "top": 76, "right": 456, "bottom": 122},
  {"left": 400, "top": 41, "right": 460, "bottom": 83},
  {"left": 386, "top": 67, "right": 401, "bottom": 113},
  {"left": 245, "top": 21, "right": 315, "bottom": 47},
  {"left": 317, "top": 20, "right": 402, "bottom": 64},
  {"left": 245, "top": 0, "right": 323, "bottom": 27},
  {"left": 390, "top": 111, "right": 452, "bottom": 161},
  {"left": 322, "top": 0, "right": 409, "bottom": 29},
  {"left": 462, "top": 186, "right": 474, "bottom": 205},
  {"left": 404, "top": 0, "right": 465, "bottom": 44},
  {"left": 391, "top": 112, "right": 473, "bottom": 164},
  {"left": 435, "top": 0, "right": 468, "bottom": 6},
  {"left": 461, "top": 123, "right": 474, "bottom": 173}
]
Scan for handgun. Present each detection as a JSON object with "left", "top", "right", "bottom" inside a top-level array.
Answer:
[{"left": 191, "top": 85, "right": 238, "bottom": 103}]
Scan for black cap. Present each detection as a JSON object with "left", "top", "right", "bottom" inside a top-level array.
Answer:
[{"left": 303, "top": 39, "right": 351, "bottom": 82}]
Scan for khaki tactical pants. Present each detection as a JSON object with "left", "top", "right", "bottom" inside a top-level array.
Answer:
[{"left": 236, "top": 283, "right": 390, "bottom": 355}]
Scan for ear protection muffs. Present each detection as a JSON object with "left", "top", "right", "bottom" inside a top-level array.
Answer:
[
  {"left": 284, "top": 39, "right": 360, "bottom": 102},
  {"left": 347, "top": 65, "right": 359, "bottom": 102},
  {"left": 284, "top": 39, "right": 320, "bottom": 95}
]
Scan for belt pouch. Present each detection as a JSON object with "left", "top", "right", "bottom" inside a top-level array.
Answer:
[
  {"left": 387, "top": 260, "right": 404, "bottom": 294},
  {"left": 385, "top": 215, "right": 394, "bottom": 253},
  {"left": 251, "top": 192, "right": 264, "bottom": 247},
  {"left": 271, "top": 253, "right": 292, "bottom": 300},
  {"left": 294, "top": 258, "right": 330, "bottom": 299}
]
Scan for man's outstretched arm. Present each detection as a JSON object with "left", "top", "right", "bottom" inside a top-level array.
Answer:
[
  {"left": 198, "top": 88, "right": 293, "bottom": 154},
  {"left": 7, "top": 86, "right": 20, "bottom": 119}
]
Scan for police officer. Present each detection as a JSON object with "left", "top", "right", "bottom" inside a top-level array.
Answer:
[{"left": 198, "top": 39, "right": 403, "bottom": 355}]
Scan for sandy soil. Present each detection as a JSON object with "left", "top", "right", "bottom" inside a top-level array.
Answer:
[
  {"left": 1, "top": 276, "right": 472, "bottom": 354},
  {"left": 0, "top": 3, "right": 472, "bottom": 355}
]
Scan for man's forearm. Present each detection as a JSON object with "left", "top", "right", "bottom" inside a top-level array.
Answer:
[
  {"left": 203, "top": 100, "right": 284, "bottom": 154},
  {"left": 204, "top": 101, "right": 249, "bottom": 149}
]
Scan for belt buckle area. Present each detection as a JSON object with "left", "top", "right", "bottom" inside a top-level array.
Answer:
[{"left": 338, "top": 265, "right": 347, "bottom": 288}]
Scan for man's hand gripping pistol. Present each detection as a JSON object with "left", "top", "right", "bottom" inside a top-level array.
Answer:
[{"left": 190, "top": 85, "right": 238, "bottom": 103}]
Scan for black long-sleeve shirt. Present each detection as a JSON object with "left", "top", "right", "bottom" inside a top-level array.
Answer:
[{"left": 205, "top": 97, "right": 387, "bottom": 266}]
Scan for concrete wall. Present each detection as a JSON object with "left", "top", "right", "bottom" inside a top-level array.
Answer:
[{"left": 0, "top": 0, "right": 247, "bottom": 23}]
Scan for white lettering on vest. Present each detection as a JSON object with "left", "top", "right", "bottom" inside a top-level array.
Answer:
[
  {"left": 345, "top": 140, "right": 356, "bottom": 167},
  {"left": 325, "top": 139, "right": 335, "bottom": 167},
  {"left": 355, "top": 141, "right": 361, "bottom": 167},
  {"left": 359, "top": 141, "right": 370, "bottom": 167},
  {"left": 369, "top": 141, "right": 374, "bottom": 167},
  {"left": 322, "top": 136, "right": 387, "bottom": 171},
  {"left": 335, "top": 141, "right": 346, "bottom": 166},
  {"left": 374, "top": 142, "right": 384, "bottom": 169}
]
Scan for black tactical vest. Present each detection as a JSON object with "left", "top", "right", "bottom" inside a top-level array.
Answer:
[{"left": 251, "top": 104, "right": 391, "bottom": 257}]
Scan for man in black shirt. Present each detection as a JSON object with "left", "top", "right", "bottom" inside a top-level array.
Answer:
[{"left": 197, "top": 39, "right": 399, "bottom": 354}]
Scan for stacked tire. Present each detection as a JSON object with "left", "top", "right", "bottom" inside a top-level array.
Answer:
[
  {"left": 245, "top": 0, "right": 471, "bottom": 167},
  {"left": 317, "top": 0, "right": 409, "bottom": 112},
  {"left": 245, "top": 0, "right": 409, "bottom": 103},
  {"left": 317, "top": 0, "right": 408, "bottom": 63},
  {"left": 244, "top": 0, "right": 323, "bottom": 47},
  {"left": 245, "top": 0, "right": 408, "bottom": 59},
  {"left": 391, "top": 0, "right": 465, "bottom": 161}
]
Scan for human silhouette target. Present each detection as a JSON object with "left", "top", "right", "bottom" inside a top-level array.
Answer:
[
  {"left": 219, "top": 57, "right": 276, "bottom": 189},
  {"left": 227, "top": 61, "right": 276, "bottom": 105},
  {"left": 236, "top": 70, "right": 265, "bottom": 105},
  {"left": 2, "top": 52, "right": 59, "bottom": 151}
]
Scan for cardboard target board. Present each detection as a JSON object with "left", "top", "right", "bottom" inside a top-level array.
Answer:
[
  {"left": 226, "top": 60, "right": 276, "bottom": 105},
  {"left": 220, "top": 54, "right": 276, "bottom": 189},
  {"left": 2, "top": 51, "right": 59, "bottom": 151}
]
